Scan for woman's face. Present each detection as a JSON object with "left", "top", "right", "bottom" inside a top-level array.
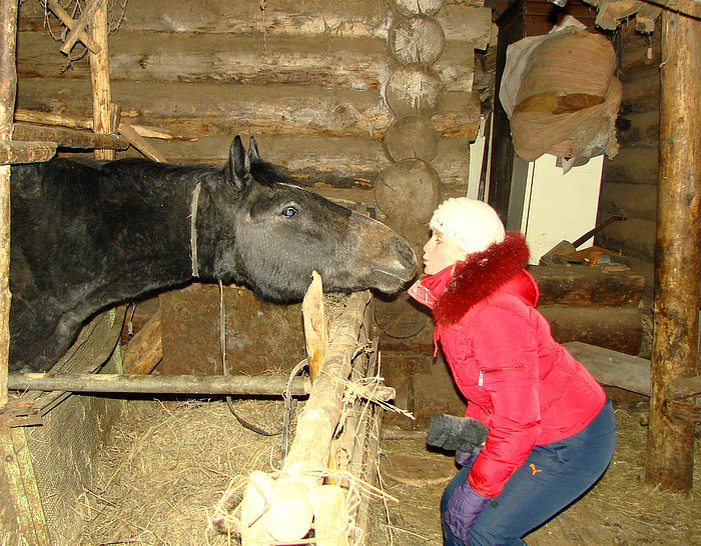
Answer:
[{"left": 422, "top": 230, "right": 467, "bottom": 275}]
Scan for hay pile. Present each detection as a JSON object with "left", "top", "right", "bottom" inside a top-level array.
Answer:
[{"left": 75, "top": 398, "right": 289, "bottom": 545}]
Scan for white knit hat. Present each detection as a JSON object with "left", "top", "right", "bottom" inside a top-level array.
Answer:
[{"left": 429, "top": 198, "right": 505, "bottom": 254}]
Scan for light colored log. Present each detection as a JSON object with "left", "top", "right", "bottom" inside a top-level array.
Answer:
[
  {"left": 385, "top": 63, "right": 443, "bottom": 118},
  {"left": 384, "top": 115, "right": 439, "bottom": 162},
  {"left": 59, "top": 0, "right": 102, "bottom": 54},
  {"left": 122, "top": 309, "right": 162, "bottom": 374},
  {"left": 17, "top": 78, "right": 481, "bottom": 142},
  {"left": 12, "top": 123, "right": 129, "bottom": 150},
  {"left": 0, "top": 140, "right": 56, "bottom": 165},
  {"left": 45, "top": 0, "right": 101, "bottom": 53},
  {"left": 302, "top": 272, "right": 327, "bottom": 382},
  {"left": 118, "top": 122, "right": 167, "bottom": 162},
  {"left": 88, "top": 0, "right": 114, "bottom": 160},
  {"left": 389, "top": 14, "right": 445, "bottom": 65},
  {"left": 645, "top": 9, "right": 700, "bottom": 494},
  {"left": 7, "top": 373, "right": 311, "bottom": 396},
  {"left": 311, "top": 484, "right": 349, "bottom": 546},
  {"left": 20, "top": 31, "right": 476, "bottom": 94},
  {"left": 0, "top": 0, "right": 18, "bottom": 408}
]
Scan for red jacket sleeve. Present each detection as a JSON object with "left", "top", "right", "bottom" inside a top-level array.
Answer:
[{"left": 466, "top": 305, "right": 541, "bottom": 498}]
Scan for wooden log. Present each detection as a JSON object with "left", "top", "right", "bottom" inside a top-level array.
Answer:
[
  {"left": 604, "top": 147, "right": 658, "bottom": 185},
  {"left": 563, "top": 341, "right": 651, "bottom": 396},
  {"left": 310, "top": 484, "right": 349, "bottom": 546},
  {"left": 530, "top": 265, "right": 644, "bottom": 307},
  {"left": 0, "top": 0, "right": 17, "bottom": 408},
  {"left": 12, "top": 123, "right": 128, "bottom": 150},
  {"left": 383, "top": 115, "right": 439, "bottom": 162},
  {"left": 18, "top": 30, "right": 476, "bottom": 94},
  {"left": 88, "top": 0, "right": 114, "bottom": 160},
  {"left": 385, "top": 63, "right": 443, "bottom": 118},
  {"left": 645, "top": 9, "right": 700, "bottom": 494},
  {"left": 538, "top": 304, "right": 642, "bottom": 356},
  {"left": 121, "top": 308, "right": 162, "bottom": 374},
  {"left": 16, "top": 78, "right": 481, "bottom": 141},
  {"left": 302, "top": 272, "right": 327, "bottom": 382},
  {"left": 665, "top": 400, "right": 701, "bottom": 423},
  {"left": 252, "top": 292, "right": 371, "bottom": 543},
  {"left": 375, "top": 159, "right": 442, "bottom": 222},
  {"left": 0, "top": 140, "right": 55, "bottom": 165},
  {"left": 389, "top": 14, "right": 445, "bottom": 65},
  {"left": 621, "top": 75, "right": 661, "bottom": 115},
  {"left": 44, "top": 0, "right": 101, "bottom": 53},
  {"left": 598, "top": 182, "right": 657, "bottom": 224},
  {"left": 617, "top": 110, "right": 660, "bottom": 149},
  {"left": 7, "top": 373, "right": 311, "bottom": 396}
]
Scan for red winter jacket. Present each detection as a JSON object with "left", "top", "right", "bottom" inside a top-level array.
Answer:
[{"left": 408, "top": 232, "right": 605, "bottom": 498}]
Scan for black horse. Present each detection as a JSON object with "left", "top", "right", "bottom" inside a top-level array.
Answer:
[{"left": 9, "top": 136, "right": 417, "bottom": 373}]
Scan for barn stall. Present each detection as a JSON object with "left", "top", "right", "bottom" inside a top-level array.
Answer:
[{"left": 2, "top": 0, "right": 701, "bottom": 544}]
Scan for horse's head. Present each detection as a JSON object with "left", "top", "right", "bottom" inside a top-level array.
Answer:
[{"left": 204, "top": 136, "right": 418, "bottom": 302}]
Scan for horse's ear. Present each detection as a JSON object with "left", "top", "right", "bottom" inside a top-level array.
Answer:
[
  {"left": 227, "top": 135, "right": 250, "bottom": 191},
  {"left": 247, "top": 136, "right": 261, "bottom": 163}
]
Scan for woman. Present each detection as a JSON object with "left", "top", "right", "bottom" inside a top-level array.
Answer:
[{"left": 407, "top": 198, "right": 617, "bottom": 545}]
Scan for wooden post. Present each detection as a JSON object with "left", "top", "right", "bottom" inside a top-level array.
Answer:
[
  {"left": 302, "top": 271, "right": 327, "bottom": 382},
  {"left": 88, "top": 0, "right": 115, "bottom": 160},
  {"left": 645, "top": 10, "right": 701, "bottom": 493},
  {"left": 0, "top": 0, "right": 18, "bottom": 408}
]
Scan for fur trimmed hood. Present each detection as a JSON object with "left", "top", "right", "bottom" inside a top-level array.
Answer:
[{"left": 409, "top": 232, "right": 532, "bottom": 326}]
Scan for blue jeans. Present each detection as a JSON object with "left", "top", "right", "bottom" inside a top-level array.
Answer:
[{"left": 441, "top": 399, "right": 616, "bottom": 546}]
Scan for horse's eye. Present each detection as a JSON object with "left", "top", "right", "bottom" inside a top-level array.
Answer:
[{"left": 282, "top": 206, "right": 299, "bottom": 218}]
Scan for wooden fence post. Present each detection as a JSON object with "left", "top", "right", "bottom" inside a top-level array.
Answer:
[
  {"left": 645, "top": 9, "right": 700, "bottom": 493},
  {"left": 88, "top": 0, "right": 116, "bottom": 160}
]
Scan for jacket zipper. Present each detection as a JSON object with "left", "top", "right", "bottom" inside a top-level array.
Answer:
[{"left": 478, "top": 365, "right": 525, "bottom": 386}]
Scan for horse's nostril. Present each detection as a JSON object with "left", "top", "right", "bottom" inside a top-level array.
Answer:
[{"left": 395, "top": 238, "right": 417, "bottom": 268}]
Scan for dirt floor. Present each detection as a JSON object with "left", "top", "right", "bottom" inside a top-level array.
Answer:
[
  {"left": 371, "top": 400, "right": 701, "bottom": 545},
  {"left": 69, "top": 397, "right": 699, "bottom": 545}
]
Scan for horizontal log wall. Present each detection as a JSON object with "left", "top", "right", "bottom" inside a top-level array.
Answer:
[
  {"left": 17, "top": 0, "right": 488, "bottom": 195},
  {"left": 598, "top": 23, "right": 661, "bottom": 289}
]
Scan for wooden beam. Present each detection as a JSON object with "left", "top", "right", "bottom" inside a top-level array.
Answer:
[
  {"left": 645, "top": 10, "right": 700, "bottom": 494},
  {"left": 118, "top": 122, "right": 167, "bottom": 162},
  {"left": 641, "top": 0, "right": 701, "bottom": 20},
  {"left": 663, "top": 374, "right": 701, "bottom": 400},
  {"left": 563, "top": 341, "right": 651, "bottom": 396},
  {"left": 0, "top": 141, "right": 56, "bottom": 165},
  {"left": 45, "top": 0, "right": 101, "bottom": 54},
  {"left": 0, "top": 0, "right": 18, "bottom": 409},
  {"left": 7, "top": 373, "right": 311, "bottom": 397},
  {"left": 12, "top": 123, "right": 128, "bottom": 150},
  {"left": 59, "top": 0, "right": 103, "bottom": 55},
  {"left": 88, "top": 0, "right": 114, "bottom": 160}
]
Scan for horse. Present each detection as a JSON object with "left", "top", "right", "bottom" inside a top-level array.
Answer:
[{"left": 9, "top": 135, "right": 418, "bottom": 373}]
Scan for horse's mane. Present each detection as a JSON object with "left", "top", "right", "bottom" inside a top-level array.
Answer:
[{"left": 96, "top": 157, "right": 301, "bottom": 189}]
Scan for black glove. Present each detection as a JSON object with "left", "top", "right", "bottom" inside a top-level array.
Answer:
[{"left": 426, "top": 413, "right": 488, "bottom": 452}]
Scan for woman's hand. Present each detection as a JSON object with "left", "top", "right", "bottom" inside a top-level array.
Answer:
[{"left": 444, "top": 480, "right": 490, "bottom": 542}]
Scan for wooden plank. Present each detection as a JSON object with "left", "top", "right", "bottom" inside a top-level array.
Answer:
[
  {"left": 645, "top": 9, "right": 700, "bottom": 494},
  {"left": 118, "top": 122, "right": 167, "bottom": 162},
  {"left": 121, "top": 308, "right": 162, "bottom": 374},
  {"left": 7, "top": 372, "right": 311, "bottom": 396},
  {"left": 59, "top": 0, "right": 102, "bottom": 54},
  {"left": 562, "top": 341, "right": 651, "bottom": 396}
]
